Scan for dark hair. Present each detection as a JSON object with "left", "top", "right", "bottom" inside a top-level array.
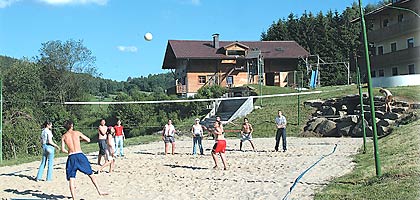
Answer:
[
  {"left": 42, "top": 120, "right": 52, "bottom": 129},
  {"left": 244, "top": 117, "right": 248, "bottom": 121},
  {"left": 63, "top": 120, "right": 74, "bottom": 131}
]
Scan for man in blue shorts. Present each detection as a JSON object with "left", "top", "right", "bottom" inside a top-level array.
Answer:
[{"left": 61, "top": 120, "right": 108, "bottom": 199}]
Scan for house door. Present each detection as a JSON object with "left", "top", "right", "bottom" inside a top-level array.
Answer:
[{"left": 265, "top": 72, "right": 275, "bottom": 86}]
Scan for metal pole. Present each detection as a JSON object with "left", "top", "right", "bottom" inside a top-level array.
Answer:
[
  {"left": 259, "top": 53, "right": 263, "bottom": 107},
  {"left": 347, "top": 62, "right": 350, "bottom": 85},
  {"left": 297, "top": 71, "right": 302, "bottom": 126},
  {"left": 317, "top": 55, "right": 320, "bottom": 87},
  {"left": 356, "top": 61, "right": 367, "bottom": 154},
  {"left": 358, "top": 0, "right": 381, "bottom": 177},
  {"left": 0, "top": 79, "right": 3, "bottom": 163},
  {"left": 247, "top": 61, "right": 250, "bottom": 84}
]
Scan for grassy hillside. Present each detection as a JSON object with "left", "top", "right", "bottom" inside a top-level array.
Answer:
[
  {"left": 1, "top": 84, "right": 418, "bottom": 168},
  {"left": 315, "top": 119, "right": 420, "bottom": 199},
  {"left": 224, "top": 84, "right": 420, "bottom": 138}
]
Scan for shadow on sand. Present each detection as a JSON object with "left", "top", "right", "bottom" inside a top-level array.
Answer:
[
  {"left": 5, "top": 188, "right": 69, "bottom": 199},
  {"left": 164, "top": 164, "right": 209, "bottom": 170}
]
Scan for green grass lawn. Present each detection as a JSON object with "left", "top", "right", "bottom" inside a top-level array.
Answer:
[
  {"left": 224, "top": 84, "right": 420, "bottom": 138},
  {"left": 314, "top": 119, "right": 420, "bottom": 200},
  {"left": 224, "top": 84, "right": 367, "bottom": 137}
]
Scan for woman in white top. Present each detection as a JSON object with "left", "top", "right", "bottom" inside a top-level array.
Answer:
[
  {"left": 98, "top": 127, "right": 115, "bottom": 173},
  {"left": 162, "top": 119, "right": 176, "bottom": 155},
  {"left": 191, "top": 118, "right": 204, "bottom": 155},
  {"left": 36, "top": 120, "right": 59, "bottom": 181}
]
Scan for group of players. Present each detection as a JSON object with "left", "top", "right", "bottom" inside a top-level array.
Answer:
[{"left": 41, "top": 110, "right": 288, "bottom": 200}]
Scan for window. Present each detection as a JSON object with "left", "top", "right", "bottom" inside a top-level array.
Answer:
[
  {"left": 383, "top": 19, "right": 389, "bottom": 27},
  {"left": 369, "top": 43, "right": 376, "bottom": 55},
  {"left": 371, "top": 70, "right": 376, "bottom": 77},
  {"left": 409, "top": 64, "right": 415, "bottom": 74},
  {"left": 379, "top": 69, "right": 385, "bottom": 77},
  {"left": 398, "top": 14, "right": 404, "bottom": 22},
  {"left": 227, "top": 76, "right": 234, "bottom": 85},
  {"left": 392, "top": 67, "right": 398, "bottom": 76},
  {"left": 377, "top": 46, "right": 384, "bottom": 55},
  {"left": 227, "top": 50, "right": 245, "bottom": 56},
  {"left": 407, "top": 38, "right": 414, "bottom": 48},
  {"left": 198, "top": 76, "right": 206, "bottom": 84},
  {"left": 391, "top": 42, "right": 397, "bottom": 52}
]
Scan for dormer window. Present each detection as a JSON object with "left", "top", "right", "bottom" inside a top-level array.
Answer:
[
  {"left": 227, "top": 50, "right": 245, "bottom": 56},
  {"left": 223, "top": 42, "right": 249, "bottom": 57}
]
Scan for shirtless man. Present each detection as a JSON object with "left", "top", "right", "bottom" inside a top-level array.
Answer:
[
  {"left": 216, "top": 116, "right": 224, "bottom": 133},
  {"left": 240, "top": 118, "right": 256, "bottom": 151},
  {"left": 61, "top": 120, "right": 108, "bottom": 200},
  {"left": 211, "top": 121, "right": 228, "bottom": 170},
  {"left": 379, "top": 88, "right": 393, "bottom": 113},
  {"left": 97, "top": 119, "right": 108, "bottom": 165}
]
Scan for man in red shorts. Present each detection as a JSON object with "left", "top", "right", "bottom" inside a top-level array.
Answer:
[{"left": 211, "top": 121, "right": 228, "bottom": 170}]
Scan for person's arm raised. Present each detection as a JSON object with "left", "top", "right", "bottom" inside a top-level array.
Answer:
[{"left": 79, "top": 132, "right": 91, "bottom": 143}]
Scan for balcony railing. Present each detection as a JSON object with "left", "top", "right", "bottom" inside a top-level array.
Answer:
[
  {"left": 368, "top": 19, "right": 419, "bottom": 42},
  {"left": 358, "top": 46, "right": 420, "bottom": 68}
]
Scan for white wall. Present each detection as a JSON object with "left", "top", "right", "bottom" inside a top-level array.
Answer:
[{"left": 372, "top": 74, "right": 420, "bottom": 87}]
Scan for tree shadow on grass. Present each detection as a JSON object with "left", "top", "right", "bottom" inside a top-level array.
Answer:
[{"left": 5, "top": 188, "right": 69, "bottom": 199}]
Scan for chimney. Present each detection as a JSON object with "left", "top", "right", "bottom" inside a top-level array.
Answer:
[{"left": 212, "top": 33, "right": 219, "bottom": 49}]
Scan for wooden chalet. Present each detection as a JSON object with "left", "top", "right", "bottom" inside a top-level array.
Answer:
[{"left": 162, "top": 34, "right": 309, "bottom": 96}]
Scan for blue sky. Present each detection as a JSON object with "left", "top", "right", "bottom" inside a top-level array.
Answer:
[{"left": 0, "top": 0, "right": 379, "bottom": 81}]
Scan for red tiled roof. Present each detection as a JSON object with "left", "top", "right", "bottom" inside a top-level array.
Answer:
[{"left": 162, "top": 40, "right": 309, "bottom": 69}]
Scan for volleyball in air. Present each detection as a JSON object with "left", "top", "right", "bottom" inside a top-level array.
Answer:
[{"left": 144, "top": 32, "right": 153, "bottom": 41}]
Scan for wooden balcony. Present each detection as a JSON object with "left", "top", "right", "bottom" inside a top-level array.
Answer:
[{"left": 176, "top": 84, "right": 187, "bottom": 94}]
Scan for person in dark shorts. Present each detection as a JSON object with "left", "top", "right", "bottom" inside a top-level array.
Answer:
[
  {"left": 162, "top": 119, "right": 176, "bottom": 155},
  {"left": 61, "top": 120, "right": 108, "bottom": 199},
  {"left": 240, "top": 118, "right": 256, "bottom": 151},
  {"left": 97, "top": 119, "right": 108, "bottom": 165}
]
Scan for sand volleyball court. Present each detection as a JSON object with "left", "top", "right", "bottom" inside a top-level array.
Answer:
[{"left": 0, "top": 137, "right": 361, "bottom": 199}]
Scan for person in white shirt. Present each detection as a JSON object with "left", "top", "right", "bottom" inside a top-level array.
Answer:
[
  {"left": 162, "top": 119, "right": 176, "bottom": 155},
  {"left": 274, "top": 110, "right": 287, "bottom": 152},
  {"left": 191, "top": 118, "right": 205, "bottom": 155}
]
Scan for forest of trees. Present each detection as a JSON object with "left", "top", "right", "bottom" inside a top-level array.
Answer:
[
  {"left": 0, "top": 2, "right": 385, "bottom": 160},
  {"left": 0, "top": 40, "right": 221, "bottom": 160},
  {"left": 261, "top": 2, "right": 383, "bottom": 86}
]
